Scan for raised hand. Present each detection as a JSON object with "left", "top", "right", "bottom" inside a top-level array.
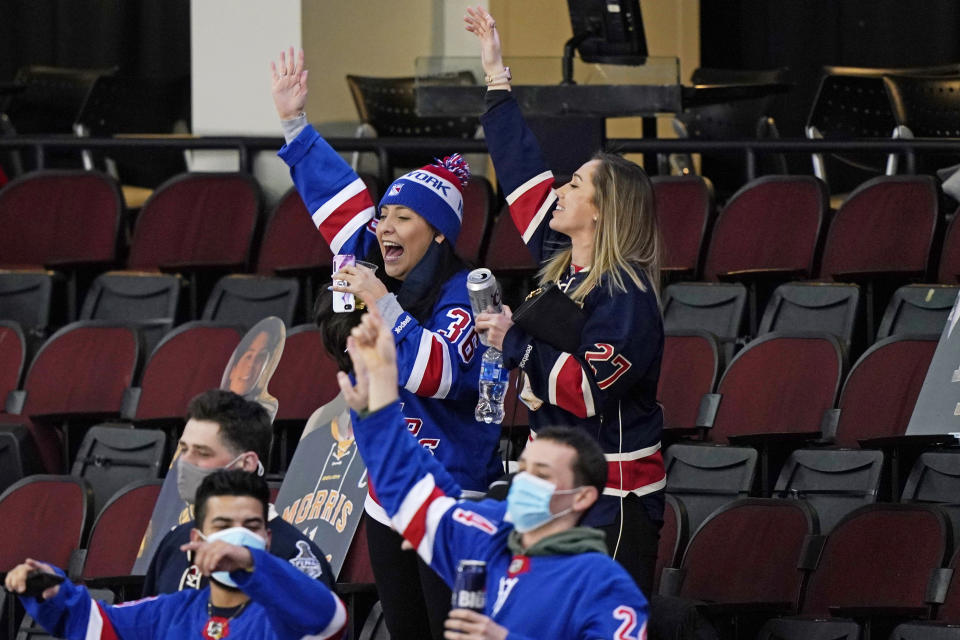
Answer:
[
  {"left": 270, "top": 46, "right": 309, "bottom": 120},
  {"left": 464, "top": 6, "right": 507, "bottom": 81},
  {"left": 337, "top": 307, "right": 400, "bottom": 413},
  {"left": 180, "top": 539, "right": 254, "bottom": 576}
]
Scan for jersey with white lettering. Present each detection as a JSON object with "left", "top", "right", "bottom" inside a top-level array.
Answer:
[
  {"left": 20, "top": 548, "right": 347, "bottom": 640},
  {"left": 354, "top": 401, "right": 649, "bottom": 640},
  {"left": 278, "top": 127, "right": 502, "bottom": 499},
  {"left": 480, "top": 92, "right": 665, "bottom": 526}
]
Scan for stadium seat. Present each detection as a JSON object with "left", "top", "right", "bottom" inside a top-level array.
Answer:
[
  {"left": 0, "top": 321, "right": 140, "bottom": 473},
  {"left": 938, "top": 208, "right": 960, "bottom": 285},
  {"left": 0, "top": 474, "right": 93, "bottom": 571},
  {"left": 902, "top": 451, "right": 960, "bottom": 547},
  {"left": 663, "top": 443, "right": 758, "bottom": 535},
  {"left": 339, "top": 516, "right": 375, "bottom": 585},
  {"left": 485, "top": 205, "right": 539, "bottom": 275},
  {"left": 661, "top": 498, "right": 819, "bottom": 623},
  {"left": 0, "top": 424, "right": 42, "bottom": 495},
  {"left": 651, "top": 175, "right": 714, "bottom": 279},
  {"left": 661, "top": 282, "right": 747, "bottom": 363},
  {"left": 658, "top": 331, "right": 719, "bottom": 433},
  {"left": 456, "top": 175, "right": 495, "bottom": 265},
  {"left": 831, "top": 335, "right": 937, "bottom": 448},
  {"left": 757, "top": 618, "right": 860, "bottom": 640},
  {"left": 0, "top": 271, "right": 55, "bottom": 344},
  {"left": 255, "top": 187, "right": 334, "bottom": 279},
  {"left": 758, "top": 282, "right": 861, "bottom": 352},
  {"left": 201, "top": 274, "right": 299, "bottom": 330},
  {"left": 653, "top": 494, "right": 689, "bottom": 595},
  {"left": 357, "top": 600, "right": 390, "bottom": 640},
  {"left": 0, "top": 170, "right": 123, "bottom": 268},
  {"left": 80, "top": 271, "right": 182, "bottom": 355},
  {"left": 882, "top": 74, "right": 960, "bottom": 174},
  {"left": 702, "top": 175, "right": 827, "bottom": 283},
  {"left": 877, "top": 284, "right": 959, "bottom": 340},
  {"left": 70, "top": 425, "right": 165, "bottom": 517},
  {"left": 269, "top": 324, "right": 341, "bottom": 469},
  {"left": 795, "top": 504, "right": 950, "bottom": 635},
  {"left": 128, "top": 321, "right": 243, "bottom": 423},
  {"left": 818, "top": 175, "right": 939, "bottom": 339},
  {"left": 702, "top": 332, "right": 844, "bottom": 445},
  {"left": 79, "top": 479, "right": 163, "bottom": 583},
  {"left": 127, "top": 172, "right": 260, "bottom": 272},
  {"left": 0, "top": 320, "right": 26, "bottom": 406},
  {"left": 773, "top": 448, "right": 884, "bottom": 533}
]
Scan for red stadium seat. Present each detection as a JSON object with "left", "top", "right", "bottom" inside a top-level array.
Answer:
[
  {"left": 256, "top": 187, "right": 334, "bottom": 277},
  {"left": 0, "top": 321, "right": 26, "bottom": 406},
  {"left": 653, "top": 494, "right": 689, "bottom": 594},
  {"left": 456, "top": 176, "right": 495, "bottom": 265},
  {"left": 0, "top": 321, "right": 140, "bottom": 473},
  {"left": 484, "top": 205, "right": 538, "bottom": 275},
  {"left": 80, "top": 479, "right": 162, "bottom": 581},
  {"left": 832, "top": 335, "right": 937, "bottom": 448},
  {"left": 127, "top": 172, "right": 260, "bottom": 271},
  {"left": 658, "top": 330, "right": 719, "bottom": 432},
  {"left": 0, "top": 474, "right": 93, "bottom": 570},
  {"left": 652, "top": 175, "right": 714, "bottom": 279},
  {"left": 0, "top": 170, "right": 123, "bottom": 268},
  {"left": 131, "top": 321, "right": 243, "bottom": 422},
  {"left": 702, "top": 175, "right": 827, "bottom": 282},
  {"left": 937, "top": 206, "right": 960, "bottom": 285},
  {"left": 705, "top": 332, "right": 844, "bottom": 444}
]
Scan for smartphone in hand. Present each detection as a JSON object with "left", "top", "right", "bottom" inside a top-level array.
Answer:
[
  {"left": 333, "top": 254, "right": 356, "bottom": 313},
  {"left": 22, "top": 571, "right": 64, "bottom": 600}
]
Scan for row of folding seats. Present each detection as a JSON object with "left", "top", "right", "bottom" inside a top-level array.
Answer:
[
  {"left": 0, "top": 319, "right": 341, "bottom": 478},
  {"left": 659, "top": 497, "right": 960, "bottom": 639}
]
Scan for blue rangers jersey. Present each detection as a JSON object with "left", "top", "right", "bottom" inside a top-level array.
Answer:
[
  {"left": 480, "top": 91, "right": 666, "bottom": 525},
  {"left": 20, "top": 548, "right": 346, "bottom": 640},
  {"left": 355, "top": 401, "right": 649, "bottom": 640},
  {"left": 278, "top": 127, "right": 502, "bottom": 515}
]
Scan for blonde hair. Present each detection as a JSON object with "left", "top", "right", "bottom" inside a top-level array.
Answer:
[{"left": 539, "top": 152, "right": 662, "bottom": 304}]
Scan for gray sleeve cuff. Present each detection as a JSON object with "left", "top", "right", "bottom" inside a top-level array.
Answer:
[
  {"left": 281, "top": 113, "right": 308, "bottom": 144},
  {"left": 375, "top": 293, "right": 405, "bottom": 329}
]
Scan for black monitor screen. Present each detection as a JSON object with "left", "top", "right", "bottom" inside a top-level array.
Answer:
[{"left": 567, "top": 0, "right": 648, "bottom": 65}]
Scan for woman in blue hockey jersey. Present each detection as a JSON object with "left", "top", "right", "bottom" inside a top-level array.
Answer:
[
  {"left": 467, "top": 8, "right": 666, "bottom": 596},
  {"left": 270, "top": 48, "right": 501, "bottom": 640}
]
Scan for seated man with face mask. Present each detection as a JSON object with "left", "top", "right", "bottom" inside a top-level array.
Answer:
[
  {"left": 5, "top": 469, "right": 347, "bottom": 640},
  {"left": 142, "top": 390, "right": 333, "bottom": 596},
  {"left": 337, "top": 309, "right": 649, "bottom": 640}
]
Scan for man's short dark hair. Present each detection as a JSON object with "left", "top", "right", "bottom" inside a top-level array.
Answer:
[
  {"left": 186, "top": 389, "right": 272, "bottom": 461},
  {"left": 535, "top": 426, "right": 608, "bottom": 493},
  {"left": 194, "top": 468, "right": 270, "bottom": 527}
]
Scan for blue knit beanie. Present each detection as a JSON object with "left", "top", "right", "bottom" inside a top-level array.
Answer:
[{"left": 378, "top": 154, "right": 470, "bottom": 244}]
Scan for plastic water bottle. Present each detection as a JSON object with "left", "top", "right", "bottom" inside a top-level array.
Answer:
[
  {"left": 467, "top": 268, "right": 507, "bottom": 424},
  {"left": 476, "top": 347, "right": 508, "bottom": 424}
]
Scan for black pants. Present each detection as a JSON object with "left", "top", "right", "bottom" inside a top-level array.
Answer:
[
  {"left": 599, "top": 495, "right": 662, "bottom": 598},
  {"left": 366, "top": 515, "right": 451, "bottom": 640}
]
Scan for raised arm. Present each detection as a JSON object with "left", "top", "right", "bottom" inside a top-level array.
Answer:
[
  {"left": 271, "top": 48, "right": 379, "bottom": 259},
  {"left": 465, "top": 7, "right": 563, "bottom": 263}
]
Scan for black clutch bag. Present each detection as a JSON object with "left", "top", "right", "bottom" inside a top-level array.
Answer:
[{"left": 512, "top": 282, "right": 586, "bottom": 354}]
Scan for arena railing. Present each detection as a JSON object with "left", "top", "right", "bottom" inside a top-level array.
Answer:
[{"left": 2, "top": 135, "right": 960, "bottom": 184}]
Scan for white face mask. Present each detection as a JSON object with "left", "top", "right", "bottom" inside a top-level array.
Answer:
[
  {"left": 195, "top": 526, "right": 267, "bottom": 588},
  {"left": 505, "top": 471, "right": 582, "bottom": 533}
]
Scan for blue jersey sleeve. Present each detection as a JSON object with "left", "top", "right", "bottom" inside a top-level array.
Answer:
[
  {"left": 21, "top": 566, "right": 164, "bottom": 640},
  {"left": 388, "top": 274, "right": 483, "bottom": 400},
  {"left": 354, "top": 401, "right": 505, "bottom": 584},
  {"left": 232, "top": 547, "right": 347, "bottom": 639},
  {"left": 480, "top": 92, "right": 568, "bottom": 263},
  {"left": 278, "top": 125, "right": 379, "bottom": 259}
]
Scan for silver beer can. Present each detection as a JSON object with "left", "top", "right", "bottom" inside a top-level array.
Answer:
[{"left": 466, "top": 268, "right": 502, "bottom": 317}]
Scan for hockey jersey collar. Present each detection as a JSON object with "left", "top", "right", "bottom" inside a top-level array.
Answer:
[{"left": 506, "top": 526, "right": 608, "bottom": 557}]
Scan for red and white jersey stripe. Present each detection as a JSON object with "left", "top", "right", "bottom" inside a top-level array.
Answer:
[
  {"left": 547, "top": 353, "right": 596, "bottom": 419},
  {"left": 604, "top": 444, "right": 666, "bottom": 498},
  {"left": 505, "top": 170, "right": 556, "bottom": 244},
  {"left": 309, "top": 176, "right": 376, "bottom": 255},
  {"left": 403, "top": 330, "right": 454, "bottom": 399},
  {"left": 390, "top": 473, "right": 456, "bottom": 565}
]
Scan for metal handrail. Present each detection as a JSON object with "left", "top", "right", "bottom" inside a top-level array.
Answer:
[{"left": 3, "top": 134, "right": 960, "bottom": 182}]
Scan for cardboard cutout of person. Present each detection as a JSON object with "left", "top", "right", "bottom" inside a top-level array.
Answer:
[{"left": 220, "top": 317, "right": 286, "bottom": 422}]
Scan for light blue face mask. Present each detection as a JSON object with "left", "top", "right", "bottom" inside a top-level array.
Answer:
[
  {"left": 505, "top": 471, "right": 581, "bottom": 533},
  {"left": 196, "top": 526, "right": 267, "bottom": 588}
]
